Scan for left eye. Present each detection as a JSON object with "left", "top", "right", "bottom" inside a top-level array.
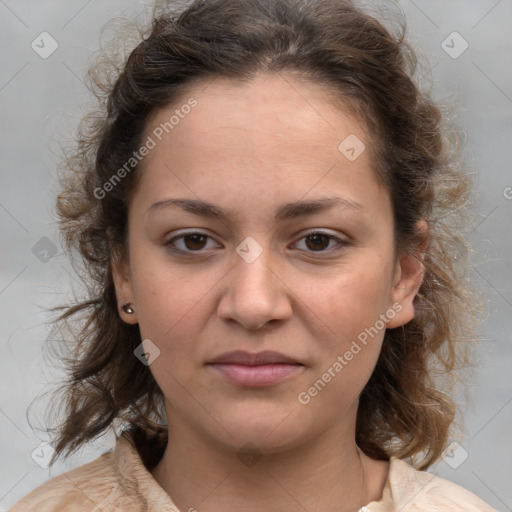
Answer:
[
  {"left": 165, "top": 230, "right": 346, "bottom": 254},
  {"left": 293, "top": 231, "right": 345, "bottom": 252}
]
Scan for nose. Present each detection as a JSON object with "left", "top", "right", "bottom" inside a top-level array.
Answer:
[{"left": 217, "top": 247, "right": 293, "bottom": 331}]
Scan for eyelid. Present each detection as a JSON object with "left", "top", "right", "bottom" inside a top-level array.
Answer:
[
  {"left": 165, "top": 228, "right": 215, "bottom": 243},
  {"left": 297, "top": 228, "right": 347, "bottom": 240},
  {"left": 165, "top": 229, "right": 221, "bottom": 252}
]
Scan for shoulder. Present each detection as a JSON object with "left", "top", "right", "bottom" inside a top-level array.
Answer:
[
  {"left": 382, "top": 457, "right": 498, "bottom": 512},
  {"left": 9, "top": 427, "right": 175, "bottom": 512},
  {"left": 10, "top": 451, "right": 117, "bottom": 512}
]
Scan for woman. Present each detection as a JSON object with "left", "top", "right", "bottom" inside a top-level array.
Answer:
[{"left": 11, "top": 0, "right": 497, "bottom": 510}]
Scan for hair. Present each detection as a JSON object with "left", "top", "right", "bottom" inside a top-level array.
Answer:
[{"left": 45, "top": 0, "right": 478, "bottom": 470}]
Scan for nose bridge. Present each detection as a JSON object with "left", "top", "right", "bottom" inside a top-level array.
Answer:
[
  {"left": 217, "top": 238, "right": 291, "bottom": 329},
  {"left": 235, "top": 245, "right": 275, "bottom": 293}
]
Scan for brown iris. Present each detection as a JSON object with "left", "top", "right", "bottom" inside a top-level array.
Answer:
[{"left": 304, "top": 233, "right": 331, "bottom": 251}]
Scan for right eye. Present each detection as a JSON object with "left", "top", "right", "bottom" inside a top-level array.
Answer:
[{"left": 165, "top": 231, "right": 222, "bottom": 253}]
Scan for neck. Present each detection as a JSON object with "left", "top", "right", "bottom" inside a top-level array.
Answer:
[{"left": 150, "top": 407, "right": 389, "bottom": 512}]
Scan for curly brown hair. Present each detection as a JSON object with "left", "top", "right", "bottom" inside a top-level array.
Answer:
[{"left": 45, "top": 0, "right": 477, "bottom": 470}]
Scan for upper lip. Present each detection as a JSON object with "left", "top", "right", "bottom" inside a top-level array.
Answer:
[{"left": 207, "top": 350, "right": 302, "bottom": 366}]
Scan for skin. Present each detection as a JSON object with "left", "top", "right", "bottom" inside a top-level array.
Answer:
[{"left": 112, "top": 72, "right": 426, "bottom": 512}]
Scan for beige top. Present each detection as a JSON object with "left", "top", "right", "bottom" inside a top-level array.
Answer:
[{"left": 11, "top": 428, "right": 497, "bottom": 512}]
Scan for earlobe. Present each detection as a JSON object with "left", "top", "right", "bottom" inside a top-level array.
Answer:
[
  {"left": 111, "top": 250, "right": 138, "bottom": 325},
  {"left": 386, "top": 220, "right": 428, "bottom": 329}
]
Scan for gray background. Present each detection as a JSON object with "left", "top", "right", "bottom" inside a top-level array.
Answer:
[{"left": 1, "top": 0, "right": 511, "bottom": 510}]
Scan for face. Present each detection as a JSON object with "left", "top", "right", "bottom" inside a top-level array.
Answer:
[{"left": 113, "top": 72, "right": 424, "bottom": 454}]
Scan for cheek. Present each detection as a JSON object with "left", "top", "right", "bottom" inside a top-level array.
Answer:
[
  {"left": 299, "top": 260, "right": 393, "bottom": 391},
  {"left": 315, "top": 263, "right": 393, "bottom": 337},
  {"left": 128, "top": 249, "right": 211, "bottom": 345},
  {"left": 131, "top": 266, "right": 211, "bottom": 399},
  {"left": 298, "top": 272, "right": 390, "bottom": 412}
]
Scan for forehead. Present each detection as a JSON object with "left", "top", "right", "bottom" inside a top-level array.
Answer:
[
  {"left": 133, "top": 72, "right": 390, "bottom": 223},
  {"left": 162, "top": 72, "right": 368, "bottom": 150}
]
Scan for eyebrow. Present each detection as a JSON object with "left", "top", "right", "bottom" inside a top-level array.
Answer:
[{"left": 147, "top": 196, "right": 363, "bottom": 223}]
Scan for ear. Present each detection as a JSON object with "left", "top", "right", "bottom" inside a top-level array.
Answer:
[
  {"left": 386, "top": 220, "right": 428, "bottom": 329},
  {"left": 111, "top": 248, "right": 138, "bottom": 325}
]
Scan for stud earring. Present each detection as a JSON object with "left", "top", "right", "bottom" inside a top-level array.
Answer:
[{"left": 121, "top": 302, "right": 135, "bottom": 314}]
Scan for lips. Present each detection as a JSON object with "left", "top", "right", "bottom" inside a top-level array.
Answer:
[
  {"left": 208, "top": 350, "right": 302, "bottom": 366},
  {"left": 207, "top": 350, "right": 304, "bottom": 387}
]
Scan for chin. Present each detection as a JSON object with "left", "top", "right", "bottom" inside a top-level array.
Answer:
[{"left": 210, "top": 407, "right": 309, "bottom": 453}]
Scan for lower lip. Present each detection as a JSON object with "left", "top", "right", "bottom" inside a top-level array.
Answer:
[{"left": 208, "top": 363, "right": 304, "bottom": 387}]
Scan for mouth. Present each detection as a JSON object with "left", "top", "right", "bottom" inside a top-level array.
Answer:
[{"left": 206, "top": 350, "right": 305, "bottom": 387}]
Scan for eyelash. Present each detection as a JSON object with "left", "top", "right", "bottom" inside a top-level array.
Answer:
[{"left": 165, "top": 229, "right": 349, "bottom": 256}]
